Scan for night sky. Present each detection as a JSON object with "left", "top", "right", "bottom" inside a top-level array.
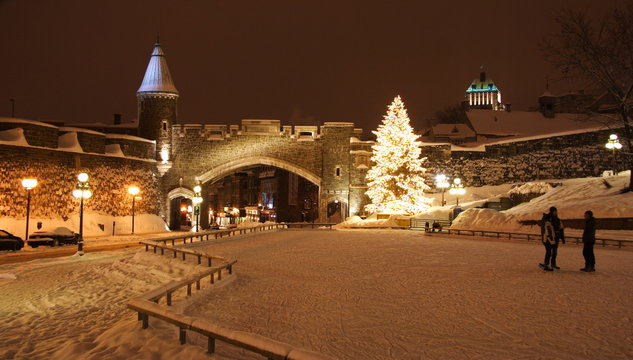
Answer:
[{"left": 0, "top": 0, "right": 624, "bottom": 134}]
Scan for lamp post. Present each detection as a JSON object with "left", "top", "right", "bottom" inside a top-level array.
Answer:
[
  {"left": 72, "top": 173, "right": 92, "bottom": 256},
  {"left": 128, "top": 186, "right": 140, "bottom": 234},
  {"left": 192, "top": 185, "right": 203, "bottom": 232},
  {"left": 449, "top": 177, "right": 466, "bottom": 207},
  {"left": 605, "top": 134, "right": 623, "bottom": 175},
  {"left": 21, "top": 178, "right": 38, "bottom": 243},
  {"left": 435, "top": 174, "right": 450, "bottom": 206}
]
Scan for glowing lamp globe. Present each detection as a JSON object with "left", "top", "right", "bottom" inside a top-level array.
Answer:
[
  {"left": 193, "top": 185, "right": 202, "bottom": 193},
  {"left": 128, "top": 186, "right": 140, "bottom": 196},
  {"left": 22, "top": 178, "right": 38, "bottom": 190},
  {"left": 77, "top": 173, "right": 89, "bottom": 182}
]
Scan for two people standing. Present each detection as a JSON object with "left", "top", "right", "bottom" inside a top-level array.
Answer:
[{"left": 539, "top": 207, "right": 597, "bottom": 272}]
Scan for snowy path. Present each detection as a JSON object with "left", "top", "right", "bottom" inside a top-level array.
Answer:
[{"left": 185, "top": 229, "right": 633, "bottom": 360}]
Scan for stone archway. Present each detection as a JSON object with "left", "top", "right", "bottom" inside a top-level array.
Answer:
[
  {"left": 197, "top": 156, "right": 322, "bottom": 187},
  {"left": 166, "top": 187, "right": 195, "bottom": 230}
]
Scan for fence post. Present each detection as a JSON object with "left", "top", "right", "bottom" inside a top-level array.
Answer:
[
  {"left": 161, "top": 248, "right": 164, "bottom": 255},
  {"left": 142, "top": 314, "right": 148, "bottom": 329},
  {"left": 196, "top": 279, "right": 201, "bottom": 290},
  {"left": 145, "top": 244, "right": 148, "bottom": 251},
  {"left": 218, "top": 269, "right": 222, "bottom": 281},
  {"left": 179, "top": 327, "right": 186, "bottom": 345},
  {"left": 208, "top": 258, "right": 212, "bottom": 266},
  {"left": 207, "top": 337, "right": 216, "bottom": 353},
  {"left": 173, "top": 249, "right": 177, "bottom": 258},
  {"left": 187, "top": 283, "right": 192, "bottom": 296},
  {"left": 167, "top": 291, "right": 172, "bottom": 306}
]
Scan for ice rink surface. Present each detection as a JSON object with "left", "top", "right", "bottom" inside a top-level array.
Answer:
[{"left": 1, "top": 229, "right": 632, "bottom": 359}]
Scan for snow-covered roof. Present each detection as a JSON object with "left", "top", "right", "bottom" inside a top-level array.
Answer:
[
  {"left": 432, "top": 123, "right": 476, "bottom": 138},
  {"left": 0, "top": 117, "right": 58, "bottom": 129},
  {"left": 58, "top": 127, "right": 104, "bottom": 136},
  {"left": 105, "top": 134, "right": 155, "bottom": 144},
  {"left": 466, "top": 109, "right": 606, "bottom": 138},
  {"left": 137, "top": 42, "right": 178, "bottom": 94}
]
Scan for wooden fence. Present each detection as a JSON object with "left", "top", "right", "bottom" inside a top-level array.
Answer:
[
  {"left": 283, "top": 223, "right": 336, "bottom": 229},
  {"left": 445, "top": 228, "right": 633, "bottom": 248}
]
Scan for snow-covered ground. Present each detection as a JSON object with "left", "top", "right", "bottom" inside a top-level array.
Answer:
[{"left": 1, "top": 229, "right": 632, "bottom": 359}]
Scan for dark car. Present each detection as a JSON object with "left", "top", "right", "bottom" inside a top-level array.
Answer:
[
  {"left": 0, "top": 230, "right": 24, "bottom": 251},
  {"left": 28, "top": 227, "right": 81, "bottom": 248}
]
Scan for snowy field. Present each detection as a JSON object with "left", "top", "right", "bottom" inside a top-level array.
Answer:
[{"left": 1, "top": 229, "right": 632, "bottom": 360}]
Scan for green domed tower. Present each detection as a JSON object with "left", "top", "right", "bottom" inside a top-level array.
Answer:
[{"left": 137, "top": 40, "right": 179, "bottom": 169}]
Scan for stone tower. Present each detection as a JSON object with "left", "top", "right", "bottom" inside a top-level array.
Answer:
[
  {"left": 137, "top": 40, "right": 179, "bottom": 172},
  {"left": 465, "top": 67, "right": 502, "bottom": 111}
]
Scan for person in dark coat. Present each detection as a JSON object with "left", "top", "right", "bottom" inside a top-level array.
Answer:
[
  {"left": 540, "top": 206, "right": 564, "bottom": 271},
  {"left": 581, "top": 210, "right": 596, "bottom": 272}
]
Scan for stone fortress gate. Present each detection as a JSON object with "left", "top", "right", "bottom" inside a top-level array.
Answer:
[{"left": 136, "top": 42, "right": 372, "bottom": 227}]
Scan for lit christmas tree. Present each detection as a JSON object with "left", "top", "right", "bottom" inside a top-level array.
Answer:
[{"left": 365, "top": 96, "right": 433, "bottom": 214}]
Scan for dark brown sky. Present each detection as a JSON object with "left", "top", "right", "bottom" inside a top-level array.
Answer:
[{"left": 0, "top": 0, "right": 624, "bottom": 133}]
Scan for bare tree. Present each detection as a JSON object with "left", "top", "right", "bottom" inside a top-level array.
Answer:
[{"left": 542, "top": 4, "right": 633, "bottom": 189}]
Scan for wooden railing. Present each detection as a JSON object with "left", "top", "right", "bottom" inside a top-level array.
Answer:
[
  {"left": 283, "top": 223, "right": 336, "bottom": 229},
  {"left": 150, "top": 224, "right": 288, "bottom": 247},
  {"left": 445, "top": 228, "right": 633, "bottom": 248},
  {"left": 140, "top": 240, "right": 231, "bottom": 266}
]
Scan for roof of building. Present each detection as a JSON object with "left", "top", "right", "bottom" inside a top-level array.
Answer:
[
  {"left": 431, "top": 123, "right": 476, "bottom": 138},
  {"left": 137, "top": 42, "right": 179, "bottom": 94},
  {"left": 465, "top": 72, "right": 499, "bottom": 93},
  {"left": 465, "top": 109, "right": 608, "bottom": 139}
]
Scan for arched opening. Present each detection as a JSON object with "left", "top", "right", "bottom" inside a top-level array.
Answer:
[
  {"left": 194, "top": 157, "right": 321, "bottom": 227},
  {"left": 203, "top": 165, "right": 319, "bottom": 226},
  {"left": 167, "top": 187, "right": 195, "bottom": 231},
  {"left": 327, "top": 199, "right": 347, "bottom": 223}
]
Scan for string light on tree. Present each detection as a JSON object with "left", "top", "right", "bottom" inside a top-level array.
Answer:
[{"left": 365, "top": 95, "right": 433, "bottom": 215}]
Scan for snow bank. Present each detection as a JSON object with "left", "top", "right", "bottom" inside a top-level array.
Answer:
[
  {"left": 333, "top": 215, "right": 404, "bottom": 229},
  {"left": 0, "top": 127, "right": 29, "bottom": 146},
  {"left": 0, "top": 212, "right": 168, "bottom": 238},
  {"left": 105, "top": 143, "right": 125, "bottom": 157},
  {"left": 508, "top": 181, "right": 554, "bottom": 195},
  {"left": 57, "top": 131, "right": 83, "bottom": 152},
  {"left": 450, "top": 173, "right": 633, "bottom": 233}
]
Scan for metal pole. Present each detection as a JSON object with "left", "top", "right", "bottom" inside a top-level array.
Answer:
[
  {"left": 78, "top": 196, "right": 84, "bottom": 255},
  {"left": 196, "top": 210, "right": 200, "bottom": 232},
  {"left": 456, "top": 196, "right": 459, "bottom": 207},
  {"left": 25, "top": 190, "right": 31, "bottom": 242},
  {"left": 131, "top": 196, "right": 135, "bottom": 234},
  {"left": 441, "top": 189, "right": 445, "bottom": 206},
  {"left": 612, "top": 148, "right": 617, "bottom": 174}
]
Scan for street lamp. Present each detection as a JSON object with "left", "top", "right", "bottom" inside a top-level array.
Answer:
[
  {"left": 72, "top": 173, "right": 92, "bottom": 256},
  {"left": 435, "top": 174, "right": 450, "bottom": 206},
  {"left": 449, "top": 177, "right": 466, "bottom": 207},
  {"left": 192, "top": 185, "right": 203, "bottom": 232},
  {"left": 21, "top": 178, "right": 38, "bottom": 243},
  {"left": 128, "top": 186, "right": 140, "bottom": 234},
  {"left": 605, "top": 134, "right": 623, "bottom": 175}
]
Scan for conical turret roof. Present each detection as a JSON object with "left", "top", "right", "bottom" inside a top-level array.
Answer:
[{"left": 137, "top": 42, "right": 178, "bottom": 94}]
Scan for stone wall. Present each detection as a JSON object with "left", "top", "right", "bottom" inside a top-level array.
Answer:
[
  {"left": 423, "top": 129, "right": 630, "bottom": 187},
  {"left": 164, "top": 125, "right": 323, "bottom": 192},
  {"left": 0, "top": 144, "right": 161, "bottom": 220},
  {"left": 0, "top": 121, "right": 58, "bottom": 148}
]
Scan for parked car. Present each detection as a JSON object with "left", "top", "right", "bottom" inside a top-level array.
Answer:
[
  {"left": 0, "top": 230, "right": 24, "bottom": 251},
  {"left": 28, "top": 227, "right": 81, "bottom": 248}
]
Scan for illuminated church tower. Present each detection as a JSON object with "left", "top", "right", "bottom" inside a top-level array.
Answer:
[
  {"left": 137, "top": 39, "right": 179, "bottom": 174},
  {"left": 465, "top": 67, "right": 503, "bottom": 110}
]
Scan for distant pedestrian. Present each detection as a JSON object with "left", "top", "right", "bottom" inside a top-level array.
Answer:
[
  {"left": 540, "top": 206, "right": 564, "bottom": 271},
  {"left": 425, "top": 221, "right": 430, "bottom": 233},
  {"left": 580, "top": 210, "right": 596, "bottom": 272}
]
